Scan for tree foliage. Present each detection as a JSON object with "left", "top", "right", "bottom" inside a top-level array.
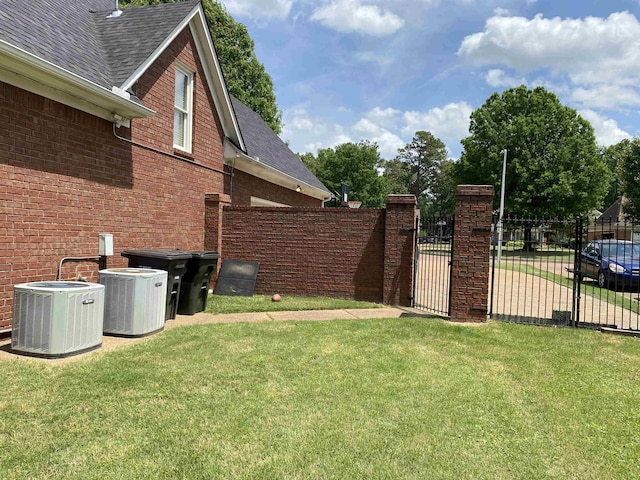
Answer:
[
  {"left": 453, "top": 86, "right": 608, "bottom": 218},
  {"left": 600, "top": 139, "right": 631, "bottom": 210},
  {"left": 620, "top": 138, "right": 640, "bottom": 219},
  {"left": 383, "top": 131, "right": 454, "bottom": 216},
  {"left": 121, "top": 0, "right": 282, "bottom": 133},
  {"left": 306, "top": 142, "right": 389, "bottom": 208}
]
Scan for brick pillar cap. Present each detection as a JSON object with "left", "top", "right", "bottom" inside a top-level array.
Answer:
[
  {"left": 205, "top": 193, "right": 232, "bottom": 203},
  {"left": 456, "top": 185, "right": 494, "bottom": 197},
  {"left": 386, "top": 194, "right": 417, "bottom": 206}
]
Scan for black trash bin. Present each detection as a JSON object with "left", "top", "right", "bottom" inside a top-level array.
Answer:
[
  {"left": 121, "top": 249, "right": 191, "bottom": 320},
  {"left": 177, "top": 251, "right": 220, "bottom": 315}
]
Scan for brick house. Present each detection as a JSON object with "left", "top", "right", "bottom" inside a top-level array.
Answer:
[{"left": 0, "top": 0, "right": 330, "bottom": 330}]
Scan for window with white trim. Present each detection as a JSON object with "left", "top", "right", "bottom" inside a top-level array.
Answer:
[{"left": 174, "top": 65, "right": 194, "bottom": 152}]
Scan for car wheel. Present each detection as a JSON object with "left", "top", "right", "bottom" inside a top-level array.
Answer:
[{"left": 597, "top": 270, "right": 609, "bottom": 289}]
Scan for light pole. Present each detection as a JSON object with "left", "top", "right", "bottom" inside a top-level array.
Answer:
[{"left": 497, "top": 149, "right": 507, "bottom": 262}]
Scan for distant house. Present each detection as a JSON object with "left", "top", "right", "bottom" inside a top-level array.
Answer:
[
  {"left": 0, "top": 0, "right": 329, "bottom": 330},
  {"left": 588, "top": 197, "right": 640, "bottom": 241}
]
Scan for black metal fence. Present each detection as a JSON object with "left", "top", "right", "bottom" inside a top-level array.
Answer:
[
  {"left": 413, "top": 216, "right": 454, "bottom": 316},
  {"left": 490, "top": 215, "right": 640, "bottom": 332}
]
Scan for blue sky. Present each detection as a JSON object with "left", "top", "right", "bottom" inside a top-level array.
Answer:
[{"left": 219, "top": 0, "right": 640, "bottom": 160}]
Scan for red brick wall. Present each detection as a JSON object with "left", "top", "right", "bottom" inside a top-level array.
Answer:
[
  {"left": 450, "top": 185, "right": 494, "bottom": 322},
  {"left": 226, "top": 169, "right": 323, "bottom": 207},
  {"left": 0, "top": 28, "right": 226, "bottom": 330},
  {"left": 214, "top": 195, "right": 418, "bottom": 304}
]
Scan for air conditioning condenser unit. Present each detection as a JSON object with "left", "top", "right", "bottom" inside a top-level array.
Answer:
[
  {"left": 12, "top": 281, "right": 105, "bottom": 358},
  {"left": 99, "top": 268, "right": 167, "bottom": 337}
]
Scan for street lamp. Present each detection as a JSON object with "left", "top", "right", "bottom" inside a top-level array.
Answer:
[{"left": 497, "top": 149, "right": 507, "bottom": 262}]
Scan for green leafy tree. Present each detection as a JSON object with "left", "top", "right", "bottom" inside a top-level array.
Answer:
[
  {"left": 453, "top": 86, "right": 608, "bottom": 219},
  {"left": 383, "top": 131, "right": 454, "bottom": 216},
  {"left": 299, "top": 152, "right": 320, "bottom": 175},
  {"left": 424, "top": 159, "right": 456, "bottom": 217},
  {"left": 121, "top": 0, "right": 282, "bottom": 133},
  {"left": 313, "top": 142, "right": 389, "bottom": 208},
  {"left": 620, "top": 138, "right": 640, "bottom": 219},
  {"left": 382, "top": 158, "right": 411, "bottom": 195},
  {"left": 600, "top": 139, "right": 631, "bottom": 210}
]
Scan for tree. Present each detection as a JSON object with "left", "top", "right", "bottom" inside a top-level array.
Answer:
[
  {"left": 620, "top": 138, "right": 640, "bottom": 219},
  {"left": 121, "top": 0, "right": 282, "bottom": 133},
  {"left": 600, "top": 139, "right": 631, "bottom": 210},
  {"left": 424, "top": 158, "right": 456, "bottom": 217},
  {"left": 313, "top": 142, "right": 389, "bottom": 208},
  {"left": 382, "top": 158, "right": 411, "bottom": 195},
  {"left": 299, "top": 152, "right": 320, "bottom": 175},
  {"left": 383, "top": 131, "right": 454, "bottom": 216},
  {"left": 453, "top": 86, "right": 609, "bottom": 219}
]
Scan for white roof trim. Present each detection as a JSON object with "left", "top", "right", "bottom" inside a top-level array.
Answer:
[
  {"left": 225, "top": 140, "right": 331, "bottom": 201},
  {"left": 119, "top": 4, "right": 245, "bottom": 151},
  {"left": 0, "top": 39, "right": 154, "bottom": 121}
]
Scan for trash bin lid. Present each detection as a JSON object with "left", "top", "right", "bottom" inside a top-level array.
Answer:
[
  {"left": 188, "top": 251, "right": 220, "bottom": 260},
  {"left": 121, "top": 249, "right": 192, "bottom": 260}
]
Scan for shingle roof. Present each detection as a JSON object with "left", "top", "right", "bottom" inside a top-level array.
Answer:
[
  {"left": 230, "top": 96, "right": 331, "bottom": 194},
  {"left": 0, "top": 0, "right": 198, "bottom": 89},
  {"left": 93, "top": 1, "right": 199, "bottom": 87},
  {"left": 596, "top": 198, "right": 624, "bottom": 224},
  {"left": 0, "top": 0, "right": 113, "bottom": 88}
]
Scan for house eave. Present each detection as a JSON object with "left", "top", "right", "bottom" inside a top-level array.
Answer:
[
  {"left": 0, "top": 39, "right": 155, "bottom": 122},
  {"left": 224, "top": 139, "right": 331, "bottom": 201}
]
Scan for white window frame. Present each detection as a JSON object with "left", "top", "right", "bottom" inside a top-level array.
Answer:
[{"left": 174, "top": 63, "right": 194, "bottom": 153}]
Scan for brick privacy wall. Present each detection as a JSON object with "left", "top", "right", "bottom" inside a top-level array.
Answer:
[
  {"left": 226, "top": 169, "right": 323, "bottom": 207},
  {"left": 219, "top": 207, "right": 387, "bottom": 302},
  {"left": 0, "top": 28, "right": 227, "bottom": 330},
  {"left": 384, "top": 195, "right": 419, "bottom": 305},
  {"left": 449, "top": 185, "right": 494, "bottom": 322}
]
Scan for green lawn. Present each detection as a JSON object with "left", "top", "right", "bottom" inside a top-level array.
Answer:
[
  {"left": 205, "top": 294, "right": 382, "bottom": 314},
  {"left": 2, "top": 319, "right": 640, "bottom": 479}
]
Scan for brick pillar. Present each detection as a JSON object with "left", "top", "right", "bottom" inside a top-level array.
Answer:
[
  {"left": 384, "top": 195, "right": 419, "bottom": 306},
  {"left": 204, "top": 193, "right": 231, "bottom": 256},
  {"left": 450, "top": 185, "right": 494, "bottom": 322}
]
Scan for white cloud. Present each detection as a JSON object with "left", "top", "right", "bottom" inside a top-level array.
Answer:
[
  {"left": 485, "top": 69, "right": 527, "bottom": 88},
  {"left": 283, "top": 102, "right": 473, "bottom": 160},
  {"left": 221, "top": 0, "right": 293, "bottom": 19},
  {"left": 458, "top": 12, "right": 640, "bottom": 85},
  {"left": 352, "top": 118, "right": 404, "bottom": 158},
  {"left": 364, "top": 107, "right": 401, "bottom": 130},
  {"left": 282, "top": 107, "right": 355, "bottom": 153},
  {"left": 311, "top": 0, "right": 405, "bottom": 36},
  {"left": 571, "top": 86, "right": 640, "bottom": 110},
  {"left": 579, "top": 109, "right": 632, "bottom": 147},
  {"left": 402, "top": 102, "right": 473, "bottom": 150}
]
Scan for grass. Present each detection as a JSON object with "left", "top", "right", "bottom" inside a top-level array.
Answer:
[
  {"left": 496, "top": 261, "right": 640, "bottom": 314},
  {"left": 2, "top": 318, "right": 640, "bottom": 479},
  {"left": 205, "top": 294, "right": 382, "bottom": 314}
]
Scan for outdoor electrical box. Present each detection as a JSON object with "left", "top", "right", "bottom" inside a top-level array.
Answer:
[{"left": 99, "top": 234, "right": 114, "bottom": 256}]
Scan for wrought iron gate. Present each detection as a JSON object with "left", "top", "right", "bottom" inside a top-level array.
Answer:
[
  {"left": 413, "top": 215, "right": 454, "bottom": 316},
  {"left": 490, "top": 216, "right": 640, "bottom": 332}
]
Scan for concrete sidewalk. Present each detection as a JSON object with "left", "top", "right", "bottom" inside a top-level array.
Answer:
[{"left": 0, "top": 307, "right": 426, "bottom": 364}]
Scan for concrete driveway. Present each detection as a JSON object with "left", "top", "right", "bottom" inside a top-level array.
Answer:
[{"left": 415, "top": 253, "right": 640, "bottom": 331}]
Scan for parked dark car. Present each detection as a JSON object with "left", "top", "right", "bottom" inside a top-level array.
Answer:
[{"left": 581, "top": 240, "right": 640, "bottom": 289}]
